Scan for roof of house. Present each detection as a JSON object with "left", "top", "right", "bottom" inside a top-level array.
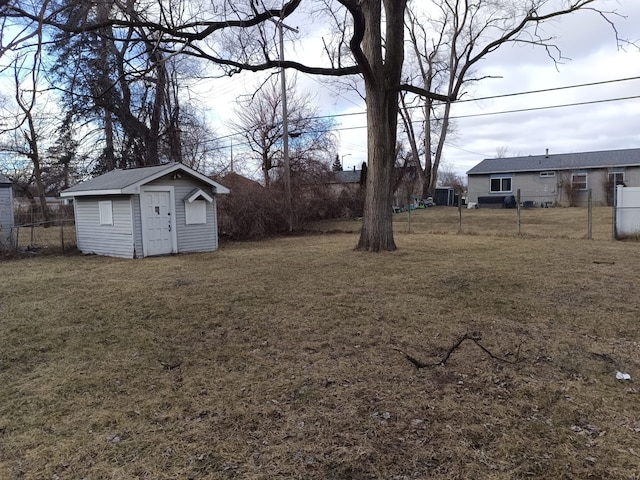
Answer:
[
  {"left": 0, "top": 173, "right": 12, "bottom": 185},
  {"left": 330, "top": 169, "right": 362, "bottom": 184},
  {"left": 61, "top": 162, "right": 230, "bottom": 197},
  {"left": 215, "top": 172, "right": 262, "bottom": 190},
  {"left": 467, "top": 148, "right": 640, "bottom": 175}
]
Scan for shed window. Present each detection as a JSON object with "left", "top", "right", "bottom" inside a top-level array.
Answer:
[
  {"left": 572, "top": 173, "right": 588, "bottom": 191},
  {"left": 185, "top": 200, "right": 207, "bottom": 225},
  {"left": 539, "top": 171, "right": 556, "bottom": 178},
  {"left": 490, "top": 176, "right": 512, "bottom": 193},
  {"left": 99, "top": 200, "right": 113, "bottom": 225}
]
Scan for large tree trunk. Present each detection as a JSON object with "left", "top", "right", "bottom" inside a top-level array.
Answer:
[
  {"left": 25, "top": 114, "right": 49, "bottom": 223},
  {"left": 357, "top": 88, "right": 397, "bottom": 251},
  {"left": 356, "top": 0, "right": 406, "bottom": 252}
]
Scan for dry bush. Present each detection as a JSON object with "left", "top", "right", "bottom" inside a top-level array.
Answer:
[
  {"left": 217, "top": 182, "right": 288, "bottom": 240},
  {"left": 217, "top": 172, "right": 364, "bottom": 240}
]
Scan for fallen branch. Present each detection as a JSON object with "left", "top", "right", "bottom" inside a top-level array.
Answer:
[{"left": 394, "top": 331, "right": 521, "bottom": 369}]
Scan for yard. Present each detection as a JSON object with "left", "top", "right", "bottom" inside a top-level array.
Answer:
[{"left": 1, "top": 207, "right": 639, "bottom": 479}]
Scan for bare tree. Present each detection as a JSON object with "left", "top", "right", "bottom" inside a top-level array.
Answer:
[
  {"left": 437, "top": 163, "right": 466, "bottom": 192},
  {"left": 4, "top": 0, "right": 623, "bottom": 250},
  {"left": 0, "top": 1, "right": 53, "bottom": 222},
  {"left": 231, "top": 77, "right": 335, "bottom": 189},
  {"left": 495, "top": 146, "right": 511, "bottom": 159},
  {"left": 400, "top": 0, "right": 621, "bottom": 201}
]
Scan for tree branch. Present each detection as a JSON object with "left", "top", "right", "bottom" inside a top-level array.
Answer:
[
  {"left": 396, "top": 83, "right": 453, "bottom": 102},
  {"left": 394, "top": 331, "right": 521, "bottom": 369}
]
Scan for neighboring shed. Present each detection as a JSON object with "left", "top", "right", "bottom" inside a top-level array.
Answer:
[
  {"left": 61, "top": 163, "right": 230, "bottom": 258},
  {"left": 0, "top": 173, "right": 14, "bottom": 247},
  {"left": 434, "top": 187, "right": 458, "bottom": 206}
]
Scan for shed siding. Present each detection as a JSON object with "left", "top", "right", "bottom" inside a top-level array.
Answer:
[
  {"left": 146, "top": 176, "right": 219, "bottom": 253},
  {"left": 75, "top": 196, "right": 134, "bottom": 258},
  {"left": 131, "top": 195, "right": 144, "bottom": 258},
  {"left": 0, "top": 185, "right": 13, "bottom": 247}
]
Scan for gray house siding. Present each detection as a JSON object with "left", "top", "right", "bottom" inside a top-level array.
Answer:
[
  {"left": 74, "top": 196, "right": 135, "bottom": 258},
  {"left": 469, "top": 166, "right": 640, "bottom": 207},
  {"left": 468, "top": 172, "right": 559, "bottom": 206},
  {"left": 146, "top": 176, "right": 219, "bottom": 254},
  {"left": 0, "top": 181, "right": 14, "bottom": 247}
]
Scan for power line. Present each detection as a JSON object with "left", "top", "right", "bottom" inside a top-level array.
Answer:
[
  {"left": 447, "top": 94, "right": 640, "bottom": 120},
  {"left": 300, "top": 75, "right": 640, "bottom": 122},
  {"left": 211, "top": 92, "right": 640, "bottom": 145},
  {"left": 453, "top": 75, "right": 640, "bottom": 104}
]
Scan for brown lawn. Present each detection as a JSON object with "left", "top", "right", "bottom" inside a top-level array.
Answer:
[{"left": 1, "top": 207, "right": 638, "bottom": 479}]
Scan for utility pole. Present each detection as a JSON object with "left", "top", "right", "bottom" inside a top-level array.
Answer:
[{"left": 271, "top": 16, "right": 298, "bottom": 232}]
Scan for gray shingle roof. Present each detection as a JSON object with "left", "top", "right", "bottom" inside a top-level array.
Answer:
[
  {"left": 61, "top": 163, "right": 230, "bottom": 196},
  {"left": 0, "top": 173, "right": 12, "bottom": 185},
  {"left": 330, "top": 170, "right": 362, "bottom": 183},
  {"left": 467, "top": 148, "right": 640, "bottom": 175}
]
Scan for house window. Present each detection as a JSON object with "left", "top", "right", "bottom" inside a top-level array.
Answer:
[
  {"left": 185, "top": 200, "right": 207, "bottom": 225},
  {"left": 540, "top": 171, "right": 556, "bottom": 178},
  {"left": 571, "top": 173, "right": 588, "bottom": 191},
  {"left": 490, "top": 176, "right": 512, "bottom": 193},
  {"left": 609, "top": 171, "right": 625, "bottom": 186},
  {"left": 99, "top": 200, "right": 113, "bottom": 225}
]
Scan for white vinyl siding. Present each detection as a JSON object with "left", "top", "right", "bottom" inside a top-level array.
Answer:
[
  {"left": 131, "top": 195, "right": 144, "bottom": 258},
  {"left": 74, "top": 196, "right": 134, "bottom": 258},
  {"left": 0, "top": 184, "right": 14, "bottom": 246}
]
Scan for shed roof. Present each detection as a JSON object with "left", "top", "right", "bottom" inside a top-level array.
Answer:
[
  {"left": 467, "top": 148, "right": 640, "bottom": 175},
  {"left": 0, "top": 173, "right": 12, "bottom": 185},
  {"left": 61, "top": 163, "right": 230, "bottom": 197}
]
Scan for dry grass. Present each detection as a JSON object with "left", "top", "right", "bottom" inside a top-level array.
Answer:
[
  {"left": 315, "top": 205, "right": 614, "bottom": 240},
  {"left": 8, "top": 222, "right": 76, "bottom": 254},
  {"left": 1, "top": 208, "right": 639, "bottom": 479}
]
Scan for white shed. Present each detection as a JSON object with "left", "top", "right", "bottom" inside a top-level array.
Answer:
[
  {"left": 0, "top": 173, "right": 14, "bottom": 248},
  {"left": 61, "top": 163, "right": 230, "bottom": 258}
]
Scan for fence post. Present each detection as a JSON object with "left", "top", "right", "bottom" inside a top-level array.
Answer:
[
  {"left": 60, "top": 221, "right": 65, "bottom": 253},
  {"left": 30, "top": 205, "right": 35, "bottom": 247},
  {"left": 516, "top": 189, "right": 521, "bottom": 235},
  {"left": 457, "top": 190, "right": 462, "bottom": 234},
  {"left": 587, "top": 189, "right": 593, "bottom": 240},
  {"left": 612, "top": 184, "right": 618, "bottom": 240}
]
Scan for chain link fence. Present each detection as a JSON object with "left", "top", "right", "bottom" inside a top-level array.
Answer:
[{"left": 6, "top": 204, "right": 76, "bottom": 254}]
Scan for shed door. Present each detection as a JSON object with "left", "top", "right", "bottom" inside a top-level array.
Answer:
[{"left": 142, "top": 190, "right": 173, "bottom": 256}]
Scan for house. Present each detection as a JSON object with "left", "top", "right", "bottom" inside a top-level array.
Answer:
[
  {"left": 327, "top": 168, "right": 363, "bottom": 196},
  {"left": 0, "top": 173, "right": 14, "bottom": 247},
  {"left": 467, "top": 148, "right": 640, "bottom": 207},
  {"left": 61, "top": 163, "right": 230, "bottom": 258}
]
